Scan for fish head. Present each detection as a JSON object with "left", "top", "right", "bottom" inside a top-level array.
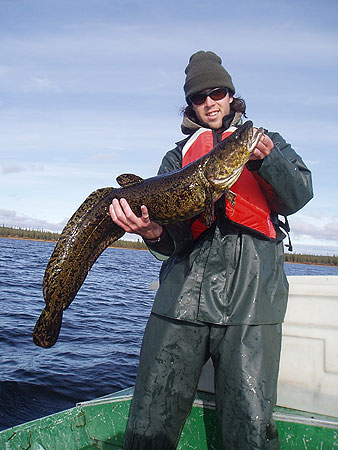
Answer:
[
  {"left": 221, "top": 120, "right": 264, "bottom": 156},
  {"left": 206, "top": 121, "right": 264, "bottom": 191},
  {"left": 218, "top": 120, "right": 264, "bottom": 158}
]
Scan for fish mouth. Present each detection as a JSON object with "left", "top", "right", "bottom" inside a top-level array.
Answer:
[{"left": 249, "top": 127, "right": 264, "bottom": 152}]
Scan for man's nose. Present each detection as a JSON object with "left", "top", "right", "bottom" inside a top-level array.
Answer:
[{"left": 204, "top": 95, "right": 216, "bottom": 106}]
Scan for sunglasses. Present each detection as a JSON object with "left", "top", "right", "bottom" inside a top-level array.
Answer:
[{"left": 188, "top": 87, "right": 229, "bottom": 106}]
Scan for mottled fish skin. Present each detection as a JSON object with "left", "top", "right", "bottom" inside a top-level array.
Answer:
[
  {"left": 33, "top": 121, "right": 260, "bottom": 348},
  {"left": 33, "top": 188, "right": 124, "bottom": 348}
]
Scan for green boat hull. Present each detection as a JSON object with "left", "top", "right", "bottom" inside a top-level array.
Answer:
[{"left": 1, "top": 387, "right": 338, "bottom": 449}]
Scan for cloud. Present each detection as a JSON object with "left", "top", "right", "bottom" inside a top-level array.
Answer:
[
  {"left": 92, "top": 152, "right": 117, "bottom": 161},
  {"left": 304, "top": 94, "right": 338, "bottom": 107},
  {"left": 0, "top": 208, "right": 138, "bottom": 242},
  {"left": 0, "top": 65, "right": 9, "bottom": 76},
  {"left": 290, "top": 215, "right": 338, "bottom": 243},
  {"left": 26, "top": 77, "right": 62, "bottom": 93},
  {"left": 1, "top": 164, "right": 25, "bottom": 174},
  {"left": 0, "top": 209, "right": 66, "bottom": 232},
  {"left": 1, "top": 164, "right": 44, "bottom": 174}
]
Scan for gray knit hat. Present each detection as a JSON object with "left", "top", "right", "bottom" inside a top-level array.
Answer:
[{"left": 184, "top": 50, "right": 235, "bottom": 102}]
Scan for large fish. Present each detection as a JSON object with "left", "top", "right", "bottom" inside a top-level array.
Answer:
[{"left": 33, "top": 121, "right": 263, "bottom": 348}]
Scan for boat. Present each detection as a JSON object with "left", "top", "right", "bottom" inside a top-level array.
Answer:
[
  {"left": 1, "top": 386, "right": 338, "bottom": 449},
  {"left": 1, "top": 276, "right": 338, "bottom": 449}
]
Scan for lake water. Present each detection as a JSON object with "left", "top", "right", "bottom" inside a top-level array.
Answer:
[{"left": 1, "top": 238, "right": 337, "bottom": 431}]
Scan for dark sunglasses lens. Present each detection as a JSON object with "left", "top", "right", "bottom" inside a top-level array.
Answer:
[
  {"left": 210, "top": 88, "right": 227, "bottom": 100},
  {"left": 190, "top": 93, "right": 206, "bottom": 105}
]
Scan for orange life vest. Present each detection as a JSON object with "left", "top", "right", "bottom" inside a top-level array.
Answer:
[{"left": 181, "top": 127, "right": 277, "bottom": 240}]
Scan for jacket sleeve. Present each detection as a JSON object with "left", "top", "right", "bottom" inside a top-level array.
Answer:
[
  {"left": 248, "top": 131, "right": 313, "bottom": 216},
  {"left": 144, "top": 145, "right": 195, "bottom": 260}
]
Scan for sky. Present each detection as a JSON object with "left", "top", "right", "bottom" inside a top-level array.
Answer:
[{"left": 0, "top": 0, "right": 337, "bottom": 255}]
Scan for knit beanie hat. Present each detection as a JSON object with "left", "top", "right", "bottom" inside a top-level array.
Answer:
[{"left": 184, "top": 51, "right": 235, "bottom": 102}]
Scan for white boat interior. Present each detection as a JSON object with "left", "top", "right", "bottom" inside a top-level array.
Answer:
[{"left": 198, "top": 276, "right": 338, "bottom": 418}]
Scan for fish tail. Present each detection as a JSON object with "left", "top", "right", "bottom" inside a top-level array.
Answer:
[{"left": 33, "top": 307, "right": 63, "bottom": 348}]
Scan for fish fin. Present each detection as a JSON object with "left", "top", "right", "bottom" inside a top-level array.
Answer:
[
  {"left": 33, "top": 307, "right": 63, "bottom": 349},
  {"left": 225, "top": 190, "right": 237, "bottom": 215},
  {"left": 116, "top": 173, "right": 144, "bottom": 187},
  {"left": 203, "top": 185, "right": 215, "bottom": 227}
]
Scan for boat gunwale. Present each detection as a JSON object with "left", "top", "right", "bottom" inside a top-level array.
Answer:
[
  {"left": 272, "top": 411, "right": 338, "bottom": 430},
  {"left": 76, "top": 388, "right": 338, "bottom": 432}
]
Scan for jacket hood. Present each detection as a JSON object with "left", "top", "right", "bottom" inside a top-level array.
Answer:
[{"left": 181, "top": 111, "right": 243, "bottom": 135}]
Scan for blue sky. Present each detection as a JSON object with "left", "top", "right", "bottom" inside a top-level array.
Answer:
[{"left": 1, "top": 0, "right": 337, "bottom": 254}]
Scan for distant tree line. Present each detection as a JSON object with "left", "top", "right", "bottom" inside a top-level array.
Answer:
[
  {"left": 0, "top": 225, "right": 148, "bottom": 250},
  {"left": 1, "top": 226, "right": 338, "bottom": 264},
  {"left": 284, "top": 252, "right": 338, "bottom": 266},
  {"left": 110, "top": 239, "right": 147, "bottom": 250},
  {"left": 0, "top": 225, "right": 60, "bottom": 241}
]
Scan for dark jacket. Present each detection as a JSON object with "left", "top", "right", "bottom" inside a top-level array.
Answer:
[{"left": 146, "top": 118, "right": 313, "bottom": 326}]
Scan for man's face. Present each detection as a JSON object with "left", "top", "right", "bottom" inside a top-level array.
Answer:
[{"left": 192, "top": 88, "right": 233, "bottom": 130}]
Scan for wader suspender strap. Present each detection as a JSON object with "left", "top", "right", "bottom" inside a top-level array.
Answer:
[{"left": 271, "top": 212, "right": 293, "bottom": 252}]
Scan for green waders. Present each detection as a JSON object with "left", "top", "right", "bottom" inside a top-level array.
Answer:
[{"left": 123, "top": 313, "right": 281, "bottom": 450}]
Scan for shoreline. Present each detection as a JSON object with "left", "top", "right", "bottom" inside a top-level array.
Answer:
[
  {"left": 1, "top": 235, "right": 338, "bottom": 266},
  {"left": 0, "top": 235, "right": 148, "bottom": 251},
  {"left": 0, "top": 235, "right": 57, "bottom": 243}
]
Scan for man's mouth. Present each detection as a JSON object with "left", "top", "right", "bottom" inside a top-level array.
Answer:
[{"left": 206, "top": 111, "right": 219, "bottom": 118}]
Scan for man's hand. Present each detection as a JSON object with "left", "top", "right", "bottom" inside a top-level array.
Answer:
[
  {"left": 109, "top": 198, "right": 163, "bottom": 241},
  {"left": 250, "top": 132, "right": 274, "bottom": 160}
]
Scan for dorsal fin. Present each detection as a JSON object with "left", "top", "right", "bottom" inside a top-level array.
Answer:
[{"left": 116, "top": 173, "right": 144, "bottom": 188}]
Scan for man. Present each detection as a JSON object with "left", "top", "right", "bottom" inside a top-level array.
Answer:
[{"left": 110, "top": 51, "right": 313, "bottom": 449}]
